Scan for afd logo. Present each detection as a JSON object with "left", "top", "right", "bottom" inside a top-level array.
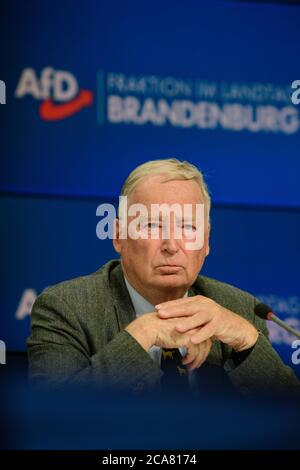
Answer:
[
  {"left": 0, "top": 340, "right": 6, "bottom": 365},
  {"left": 15, "top": 289, "right": 37, "bottom": 320},
  {"left": 15, "top": 67, "right": 93, "bottom": 120}
]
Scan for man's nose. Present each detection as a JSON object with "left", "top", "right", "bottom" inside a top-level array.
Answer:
[{"left": 160, "top": 229, "right": 180, "bottom": 254}]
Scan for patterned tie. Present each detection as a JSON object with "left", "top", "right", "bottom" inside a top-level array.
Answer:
[{"left": 160, "top": 348, "right": 190, "bottom": 395}]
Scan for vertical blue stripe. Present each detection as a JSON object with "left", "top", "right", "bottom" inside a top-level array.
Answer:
[{"left": 97, "top": 70, "right": 105, "bottom": 126}]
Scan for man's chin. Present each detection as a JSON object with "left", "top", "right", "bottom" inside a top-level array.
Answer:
[{"left": 153, "top": 272, "right": 187, "bottom": 288}]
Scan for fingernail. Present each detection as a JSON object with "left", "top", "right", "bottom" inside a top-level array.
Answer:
[{"left": 158, "top": 309, "right": 166, "bottom": 315}]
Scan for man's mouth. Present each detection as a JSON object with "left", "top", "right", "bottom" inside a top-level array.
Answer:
[{"left": 156, "top": 265, "right": 183, "bottom": 274}]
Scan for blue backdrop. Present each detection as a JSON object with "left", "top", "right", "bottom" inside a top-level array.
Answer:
[{"left": 1, "top": 0, "right": 300, "bottom": 379}]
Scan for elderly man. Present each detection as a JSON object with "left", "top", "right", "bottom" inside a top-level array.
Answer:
[{"left": 28, "top": 159, "right": 299, "bottom": 397}]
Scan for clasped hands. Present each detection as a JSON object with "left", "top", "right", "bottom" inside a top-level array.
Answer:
[
  {"left": 126, "top": 295, "right": 258, "bottom": 372},
  {"left": 154, "top": 295, "right": 258, "bottom": 371}
]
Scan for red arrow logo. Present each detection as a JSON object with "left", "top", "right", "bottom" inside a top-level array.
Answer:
[{"left": 39, "top": 89, "right": 93, "bottom": 121}]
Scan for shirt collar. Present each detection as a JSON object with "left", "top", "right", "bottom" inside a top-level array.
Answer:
[{"left": 124, "top": 275, "right": 188, "bottom": 317}]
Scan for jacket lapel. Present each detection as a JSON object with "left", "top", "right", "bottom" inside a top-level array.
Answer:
[{"left": 109, "top": 262, "right": 137, "bottom": 331}]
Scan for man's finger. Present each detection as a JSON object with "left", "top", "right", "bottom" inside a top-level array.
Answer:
[
  {"left": 187, "top": 349, "right": 206, "bottom": 370},
  {"left": 182, "top": 352, "right": 195, "bottom": 365},
  {"left": 175, "top": 313, "right": 208, "bottom": 332},
  {"left": 155, "top": 295, "right": 207, "bottom": 309},
  {"left": 190, "top": 341, "right": 211, "bottom": 369},
  {"left": 157, "top": 301, "right": 204, "bottom": 318},
  {"left": 190, "top": 324, "right": 214, "bottom": 344}
]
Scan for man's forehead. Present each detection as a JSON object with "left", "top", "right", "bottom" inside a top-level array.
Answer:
[
  {"left": 138, "top": 211, "right": 200, "bottom": 222},
  {"left": 130, "top": 175, "right": 204, "bottom": 204}
]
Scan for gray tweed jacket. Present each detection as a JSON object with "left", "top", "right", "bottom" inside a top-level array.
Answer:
[{"left": 27, "top": 259, "right": 299, "bottom": 397}]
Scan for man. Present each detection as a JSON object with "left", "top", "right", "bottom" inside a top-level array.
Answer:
[{"left": 27, "top": 159, "right": 299, "bottom": 398}]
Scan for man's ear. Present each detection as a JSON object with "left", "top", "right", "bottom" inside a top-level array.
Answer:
[
  {"left": 205, "top": 223, "right": 211, "bottom": 256},
  {"left": 112, "top": 218, "right": 121, "bottom": 254}
]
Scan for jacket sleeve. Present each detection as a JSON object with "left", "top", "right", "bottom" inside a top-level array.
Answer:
[
  {"left": 224, "top": 296, "right": 300, "bottom": 398},
  {"left": 27, "top": 290, "right": 163, "bottom": 393}
]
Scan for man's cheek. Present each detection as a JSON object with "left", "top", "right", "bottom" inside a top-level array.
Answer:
[{"left": 184, "top": 231, "right": 204, "bottom": 251}]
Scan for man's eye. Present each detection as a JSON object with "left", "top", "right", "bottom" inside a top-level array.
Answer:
[
  {"left": 147, "top": 222, "right": 160, "bottom": 229},
  {"left": 182, "top": 224, "right": 196, "bottom": 231}
]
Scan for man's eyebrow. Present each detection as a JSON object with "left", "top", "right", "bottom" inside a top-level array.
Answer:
[{"left": 138, "top": 215, "right": 159, "bottom": 223}]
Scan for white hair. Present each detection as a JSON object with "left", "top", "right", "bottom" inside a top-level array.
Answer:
[{"left": 119, "top": 158, "right": 211, "bottom": 223}]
